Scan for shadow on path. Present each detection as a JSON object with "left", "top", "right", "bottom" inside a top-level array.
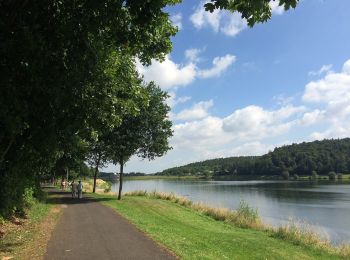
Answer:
[
  {"left": 44, "top": 187, "right": 116, "bottom": 206},
  {"left": 44, "top": 187, "right": 176, "bottom": 260}
]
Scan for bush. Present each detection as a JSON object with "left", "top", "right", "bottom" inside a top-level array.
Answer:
[
  {"left": 102, "top": 181, "right": 112, "bottom": 193},
  {"left": 337, "top": 173, "right": 343, "bottom": 180},
  {"left": 281, "top": 170, "right": 290, "bottom": 180},
  {"left": 328, "top": 171, "right": 336, "bottom": 180}
]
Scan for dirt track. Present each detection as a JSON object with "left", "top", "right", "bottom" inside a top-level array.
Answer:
[{"left": 44, "top": 189, "right": 176, "bottom": 260}]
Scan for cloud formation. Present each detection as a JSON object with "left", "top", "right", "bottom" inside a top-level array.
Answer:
[
  {"left": 175, "top": 100, "right": 213, "bottom": 121},
  {"left": 198, "top": 54, "right": 236, "bottom": 78},
  {"left": 190, "top": 2, "right": 247, "bottom": 37},
  {"left": 308, "top": 64, "right": 333, "bottom": 77},
  {"left": 170, "top": 13, "right": 183, "bottom": 29},
  {"left": 302, "top": 59, "right": 350, "bottom": 139},
  {"left": 137, "top": 53, "right": 236, "bottom": 89},
  {"left": 190, "top": 1, "right": 286, "bottom": 37},
  {"left": 136, "top": 56, "right": 196, "bottom": 89}
]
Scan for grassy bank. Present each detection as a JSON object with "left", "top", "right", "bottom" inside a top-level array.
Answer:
[
  {"left": 92, "top": 192, "right": 349, "bottom": 259},
  {"left": 82, "top": 178, "right": 112, "bottom": 193},
  {"left": 0, "top": 189, "right": 62, "bottom": 259}
]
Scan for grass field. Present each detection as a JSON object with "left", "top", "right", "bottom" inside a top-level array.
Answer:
[
  {"left": 92, "top": 193, "right": 348, "bottom": 260},
  {"left": 0, "top": 190, "right": 62, "bottom": 260}
]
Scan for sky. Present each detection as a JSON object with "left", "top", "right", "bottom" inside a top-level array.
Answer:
[{"left": 105, "top": 0, "right": 350, "bottom": 174}]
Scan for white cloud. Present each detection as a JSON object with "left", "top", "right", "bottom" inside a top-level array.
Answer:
[
  {"left": 137, "top": 53, "right": 236, "bottom": 89},
  {"left": 220, "top": 12, "right": 247, "bottom": 37},
  {"left": 303, "top": 60, "right": 350, "bottom": 103},
  {"left": 222, "top": 105, "right": 304, "bottom": 139},
  {"left": 166, "top": 91, "right": 191, "bottom": 108},
  {"left": 269, "top": 1, "right": 285, "bottom": 15},
  {"left": 136, "top": 56, "right": 196, "bottom": 89},
  {"left": 299, "top": 109, "right": 325, "bottom": 126},
  {"left": 175, "top": 100, "right": 213, "bottom": 121},
  {"left": 190, "top": 3, "right": 221, "bottom": 32},
  {"left": 170, "top": 13, "right": 182, "bottom": 29},
  {"left": 230, "top": 142, "right": 275, "bottom": 156},
  {"left": 198, "top": 54, "right": 236, "bottom": 78},
  {"left": 308, "top": 64, "right": 333, "bottom": 77},
  {"left": 302, "top": 59, "right": 350, "bottom": 138},
  {"left": 190, "top": 2, "right": 247, "bottom": 37},
  {"left": 185, "top": 48, "right": 202, "bottom": 63},
  {"left": 172, "top": 116, "right": 226, "bottom": 149}
]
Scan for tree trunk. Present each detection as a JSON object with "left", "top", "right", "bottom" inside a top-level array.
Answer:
[
  {"left": 0, "top": 135, "right": 14, "bottom": 164},
  {"left": 118, "top": 159, "right": 123, "bottom": 200},
  {"left": 93, "top": 153, "right": 101, "bottom": 193}
]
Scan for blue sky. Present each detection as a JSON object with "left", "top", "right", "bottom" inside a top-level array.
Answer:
[{"left": 105, "top": 0, "right": 350, "bottom": 173}]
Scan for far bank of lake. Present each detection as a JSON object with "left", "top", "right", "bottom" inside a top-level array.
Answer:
[{"left": 112, "top": 179, "right": 350, "bottom": 244}]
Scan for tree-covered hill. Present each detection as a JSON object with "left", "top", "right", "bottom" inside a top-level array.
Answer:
[{"left": 156, "top": 138, "right": 350, "bottom": 178}]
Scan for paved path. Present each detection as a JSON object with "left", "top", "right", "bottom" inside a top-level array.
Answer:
[{"left": 44, "top": 189, "right": 176, "bottom": 260}]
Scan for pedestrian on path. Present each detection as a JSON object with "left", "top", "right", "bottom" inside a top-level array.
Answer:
[
  {"left": 71, "top": 180, "right": 77, "bottom": 198},
  {"left": 77, "top": 180, "right": 83, "bottom": 199}
]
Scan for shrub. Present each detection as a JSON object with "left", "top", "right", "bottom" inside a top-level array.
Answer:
[
  {"left": 293, "top": 174, "right": 299, "bottom": 180},
  {"left": 228, "top": 200, "right": 260, "bottom": 228},
  {"left": 328, "top": 171, "right": 336, "bottom": 180},
  {"left": 337, "top": 173, "right": 343, "bottom": 180}
]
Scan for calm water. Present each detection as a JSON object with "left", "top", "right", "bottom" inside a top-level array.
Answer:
[{"left": 112, "top": 179, "right": 350, "bottom": 244}]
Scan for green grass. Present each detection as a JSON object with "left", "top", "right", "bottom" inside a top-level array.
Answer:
[
  {"left": 0, "top": 199, "right": 52, "bottom": 257},
  {"left": 0, "top": 191, "right": 56, "bottom": 259},
  {"left": 92, "top": 193, "right": 346, "bottom": 260}
]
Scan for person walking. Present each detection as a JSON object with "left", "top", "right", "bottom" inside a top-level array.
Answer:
[
  {"left": 77, "top": 180, "right": 83, "bottom": 199},
  {"left": 71, "top": 180, "right": 77, "bottom": 198}
]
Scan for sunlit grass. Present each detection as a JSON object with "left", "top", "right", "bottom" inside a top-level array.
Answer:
[
  {"left": 123, "top": 190, "right": 350, "bottom": 258},
  {"left": 93, "top": 192, "right": 347, "bottom": 259}
]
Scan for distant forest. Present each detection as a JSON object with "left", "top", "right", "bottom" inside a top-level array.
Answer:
[{"left": 156, "top": 138, "right": 350, "bottom": 178}]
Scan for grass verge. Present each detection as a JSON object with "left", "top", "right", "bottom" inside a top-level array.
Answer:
[
  {"left": 91, "top": 191, "right": 349, "bottom": 260},
  {"left": 0, "top": 190, "right": 62, "bottom": 260}
]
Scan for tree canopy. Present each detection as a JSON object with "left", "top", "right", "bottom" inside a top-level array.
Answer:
[{"left": 157, "top": 138, "right": 350, "bottom": 179}]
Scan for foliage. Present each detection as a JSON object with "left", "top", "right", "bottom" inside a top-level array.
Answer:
[
  {"left": 106, "top": 83, "right": 173, "bottom": 199},
  {"left": 205, "top": 0, "right": 299, "bottom": 26},
  {"left": 157, "top": 138, "right": 350, "bottom": 178},
  {"left": 0, "top": 0, "right": 180, "bottom": 216},
  {"left": 328, "top": 171, "right": 337, "bottom": 180}
]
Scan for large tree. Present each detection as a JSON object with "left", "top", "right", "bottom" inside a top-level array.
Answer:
[{"left": 107, "top": 82, "right": 173, "bottom": 200}]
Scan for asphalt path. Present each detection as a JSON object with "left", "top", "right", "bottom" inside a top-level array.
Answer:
[{"left": 44, "top": 189, "right": 176, "bottom": 260}]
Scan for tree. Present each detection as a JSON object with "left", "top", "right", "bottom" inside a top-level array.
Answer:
[
  {"left": 87, "top": 136, "right": 109, "bottom": 193},
  {"left": 0, "top": 0, "right": 179, "bottom": 215},
  {"left": 107, "top": 82, "right": 172, "bottom": 200}
]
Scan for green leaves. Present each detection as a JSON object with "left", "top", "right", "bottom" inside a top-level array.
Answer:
[{"left": 204, "top": 0, "right": 299, "bottom": 27}]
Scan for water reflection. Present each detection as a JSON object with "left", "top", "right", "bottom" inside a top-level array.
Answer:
[{"left": 112, "top": 179, "right": 350, "bottom": 244}]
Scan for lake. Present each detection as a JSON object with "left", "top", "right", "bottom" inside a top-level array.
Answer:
[{"left": 112, "top": 179, "right": 350, "bottom": 244}]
